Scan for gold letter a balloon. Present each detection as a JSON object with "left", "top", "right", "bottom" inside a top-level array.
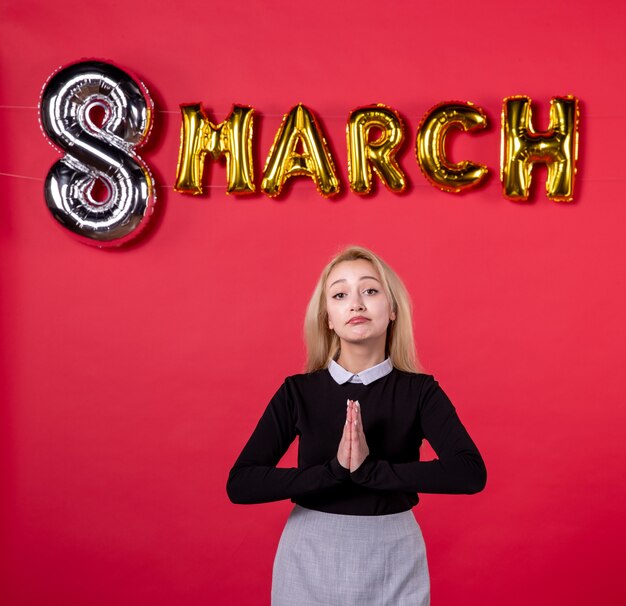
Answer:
[{"left": 261, "top": 104, "right": 340, "bottom": 197}]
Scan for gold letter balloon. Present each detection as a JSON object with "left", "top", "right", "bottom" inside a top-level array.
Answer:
[
  {"left": 261, "top": 104, "right": 340, "bottom": 197},
  {"left": 347, "top": 105, "right": 406, "bottom": 194},
  {"left": 416, "top": 102, "right": 489, "bottom": 193},
  {"left": 501, "top": 96, "right": 579, "bottom": 201},
  {"left": 175, "top": 104, "right": 255, "bottom": 195}
]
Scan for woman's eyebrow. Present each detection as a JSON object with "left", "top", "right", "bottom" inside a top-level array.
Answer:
[{"left": 328, "top": 276, "right": 381, "bottom": 288}]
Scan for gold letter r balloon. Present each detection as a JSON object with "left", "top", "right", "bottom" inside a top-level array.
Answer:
[{"left": 347, "top": 105, "right": 406, "bottom": 194}]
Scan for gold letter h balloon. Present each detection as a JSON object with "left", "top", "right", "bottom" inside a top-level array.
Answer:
[{"left": 501, "top": 96, "right": 579, "bottom": 201}]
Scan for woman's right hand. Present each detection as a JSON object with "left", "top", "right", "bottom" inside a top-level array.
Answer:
[{"left": 337, "top": 399, "right": 352, "bottom": 469}]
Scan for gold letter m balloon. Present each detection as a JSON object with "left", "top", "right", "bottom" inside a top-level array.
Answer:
[
  {"left": 175, "top": 104, "right": 255, "bottom": 195},
  {"left": 501, "top": 96, "right": 579, "bottom": 201}
]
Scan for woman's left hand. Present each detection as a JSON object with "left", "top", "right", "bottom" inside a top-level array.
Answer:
[{"left": 350, "top": 400, "right": 370, "bottom": 472}]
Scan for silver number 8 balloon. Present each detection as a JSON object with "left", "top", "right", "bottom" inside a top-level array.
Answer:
[{"left": 40, "top": 60, "right": 156, "bottom": 246}]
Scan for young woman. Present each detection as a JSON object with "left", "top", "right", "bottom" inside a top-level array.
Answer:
[{"left": 226, "top": 245, "right": 487, "bottom": 606}]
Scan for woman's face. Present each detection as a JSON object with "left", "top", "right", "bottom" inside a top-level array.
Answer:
[{"left": 325, "top": 259, "right": 396, "bottom": 352}]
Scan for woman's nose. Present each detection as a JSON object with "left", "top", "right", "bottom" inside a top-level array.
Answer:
[{"left": 350, "top": 294, "right": 365, "bottom": 310}]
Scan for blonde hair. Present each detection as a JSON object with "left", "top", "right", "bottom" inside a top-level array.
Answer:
[{"left": 304, "top": 245, "right": 421, "bottom": 373}]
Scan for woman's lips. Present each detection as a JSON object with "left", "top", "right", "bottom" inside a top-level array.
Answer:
[{"left": 347, "top": 317, "right": 369, "bottom": 324}]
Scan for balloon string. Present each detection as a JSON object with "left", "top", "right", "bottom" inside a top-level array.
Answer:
[
  {"left": 0, "top": 171, "right": 45, "bottom": 182},
  {"left": 155, "top": 110, "right": 349, "bottom": 118},
  {"left": 2, "top": 171, "right": 624, "bottom": 189},
  {"left": 0, "top": 105, "right": 344, "bottom": 118},
  {"left": 0, "top": 171, "right": 228, "bottom": 188},
  {"left": 1, "top": 103, "right": 625, "bottom": 120},
  {"left": 0, "top": 105, "right": 39, "bottom": 110},
  {"left": 1, "top": 104, "right": 625, "bottom": 120}
]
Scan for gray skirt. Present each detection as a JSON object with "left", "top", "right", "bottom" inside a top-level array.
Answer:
[{"left": 272, "top": 505, "right": 430, "bottom": 606}]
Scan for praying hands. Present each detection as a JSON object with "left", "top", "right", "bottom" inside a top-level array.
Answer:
[{"left": 337, "top": 399, "right": 370, "bottom": 472}]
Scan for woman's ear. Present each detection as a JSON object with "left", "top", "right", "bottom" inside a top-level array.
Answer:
[{"left": 390, "top": 310, "right": 396, "bottom": 322}]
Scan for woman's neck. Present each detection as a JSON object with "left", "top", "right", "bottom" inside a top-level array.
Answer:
[{"left": 336, "top": 345, "right": 386, "bottom": 375}]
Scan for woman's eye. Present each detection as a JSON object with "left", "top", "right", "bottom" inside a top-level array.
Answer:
[
  {"left": 364, "top": 288, "right": 378, "bottom": 295},
  {"left": 332, "top": 292, "right": 346, "bottom": 299}
]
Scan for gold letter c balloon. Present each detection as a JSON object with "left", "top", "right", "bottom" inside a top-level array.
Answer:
[{"left": 416, "top": 102, "right": 488, "bottom": 193}]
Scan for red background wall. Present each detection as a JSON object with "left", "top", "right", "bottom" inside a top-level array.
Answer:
[{"left": 1, "top": 1, "right": 625, "bottom": 604}]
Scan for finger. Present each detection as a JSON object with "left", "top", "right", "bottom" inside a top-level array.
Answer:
[
  {"left": 355, "top": 402, "right": 365, "bottom": 439},
  {"left": 340, "top": 413, "right": 350, "bottom": 442},
  {"left": 345, "top": 402, "right": 353, "bottom": 438},
  {"left": 344, "top": 407, "right": 352, "bottom": 437},
  {"left": 338, "top": 418, "right": 351, "bottom": 469},
  {"left": 354, "top": 400, "right": 361, "bottom": 429}
]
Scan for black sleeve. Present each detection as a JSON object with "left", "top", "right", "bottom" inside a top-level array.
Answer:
[
  {"left": 350, "top": 375, "right": 487, "bottom": 494},
  {"left": 226, "top": 380, "right": 350, "bottom": 504}
]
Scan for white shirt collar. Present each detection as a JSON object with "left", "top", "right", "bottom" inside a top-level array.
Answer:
[{"left": 327, "top": 357, "right": 393, "bottom": 385}]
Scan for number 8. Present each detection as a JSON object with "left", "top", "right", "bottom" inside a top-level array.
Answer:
[{"left": 40, "top": 60, "right": 156, "bottom": 246}]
